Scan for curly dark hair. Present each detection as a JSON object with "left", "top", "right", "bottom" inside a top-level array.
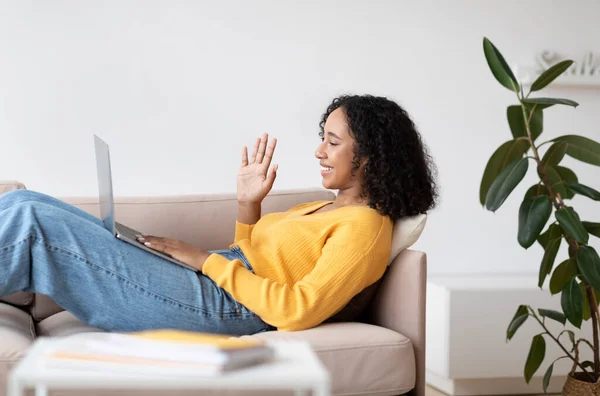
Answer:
[{"left": 319, "top": 94, "right": 438, "bottom": 221}]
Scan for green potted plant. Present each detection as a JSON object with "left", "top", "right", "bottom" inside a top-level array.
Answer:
[{"left": 480, "top": 37, "right": 600, "bottom": 395}]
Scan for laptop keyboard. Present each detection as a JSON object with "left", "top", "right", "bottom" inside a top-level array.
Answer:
[
  {"left": 115, "top": 222, "right": 190, "bottom": 268},
  {"left": 116, "top": 222, "right": 143, "bottom": 239}
]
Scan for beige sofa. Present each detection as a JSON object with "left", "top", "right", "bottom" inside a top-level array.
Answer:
[{"left": 0, "top": 180, "right": 427, "bottom": 396}]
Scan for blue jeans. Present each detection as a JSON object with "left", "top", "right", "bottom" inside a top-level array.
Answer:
[{"left": 0, "top": 190, "right": 272, "bottom": 335}]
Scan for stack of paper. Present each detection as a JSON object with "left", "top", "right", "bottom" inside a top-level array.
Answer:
[{"left": 43, "top": 330, "right": 275, "bottom": 377}]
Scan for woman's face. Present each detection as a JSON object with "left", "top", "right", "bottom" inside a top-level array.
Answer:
[{"left": 315, "top": 108, "right": 364, "bottom": 191}]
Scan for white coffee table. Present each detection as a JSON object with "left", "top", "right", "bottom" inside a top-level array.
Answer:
[{"left": 7, "top": 338, "right": 331, "bottom": 396}]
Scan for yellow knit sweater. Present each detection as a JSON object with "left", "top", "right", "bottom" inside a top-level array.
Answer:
[{"left": 201, "top": 200, "right": 393, "bottom": 331}]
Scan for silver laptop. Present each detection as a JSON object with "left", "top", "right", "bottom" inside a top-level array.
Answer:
[{"left": 94, "top": 135, "right": 200, "bottom": 272}]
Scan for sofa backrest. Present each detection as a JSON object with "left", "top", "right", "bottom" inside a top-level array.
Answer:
[{"left": 64, "top": 188, "right": 336, "bottom": 250}]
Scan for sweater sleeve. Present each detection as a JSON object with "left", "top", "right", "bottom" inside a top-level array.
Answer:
[
  {"left": 202, "top": 242, "right": 386, "bottom": 331},
  {"left": 232, "top": 221, "right": 255, "bottom": 245}
]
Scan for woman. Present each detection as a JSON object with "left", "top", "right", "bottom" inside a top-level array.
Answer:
[{"left": 0, "top": 94, "right": 437, "bottom": 335}]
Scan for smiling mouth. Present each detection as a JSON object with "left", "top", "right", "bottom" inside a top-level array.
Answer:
[{"left": 320, "top": 166, "right": 334, "bottom": 174}]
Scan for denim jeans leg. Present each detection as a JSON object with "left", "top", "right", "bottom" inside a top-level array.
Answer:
[
  {"left": 0, "top": 199, "right": 271, "bottom": 335},
  {"left": 0, "top": 189, "right": 103, "bottom": 227}
]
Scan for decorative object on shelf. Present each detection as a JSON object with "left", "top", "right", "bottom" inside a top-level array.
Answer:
[
  {"left": 516, "top": 51, "right": 600, "bottom": 88},
  {"left": 480, "top": 37, "right": 600, "bottom": 394}
]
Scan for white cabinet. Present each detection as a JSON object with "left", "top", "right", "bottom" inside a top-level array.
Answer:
[{"left": 426, "top": 275, "right": 594, "bottom": 395}]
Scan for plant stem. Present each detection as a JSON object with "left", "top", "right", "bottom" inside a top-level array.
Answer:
[
  {"left": 535, "top": 140, "right": 554, "bottom": 151},
  {"left": 572, "top": 341, "right": 580, "bottom": 374},
  {"left": 576, "top": 338, "right": 595, "bottom": 352},
  {"left": 586, "top": 283, "right": 600, "bottom": 379},
  {"left": 558, "top": 329, "right": 575, "bottom": 349},
  {"left": 519, "top": 103, "right": 561, "bottom": 210},
  {"left": 529, "top": 309, "right": 595, "bottom": 380}
]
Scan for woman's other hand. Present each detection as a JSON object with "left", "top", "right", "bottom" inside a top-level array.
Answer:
[
  {"left": 136, "top": 235, "right": 210, "bottom": 271},
  {"left": 237, "top": 133, "right": 278, "bottom": 204}
]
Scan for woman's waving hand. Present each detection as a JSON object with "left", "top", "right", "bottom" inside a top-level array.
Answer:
[{"left": 237, "top": 133, "right": 278, "bottom": 204}]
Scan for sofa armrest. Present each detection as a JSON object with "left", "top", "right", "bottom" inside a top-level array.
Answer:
[
  {"left": 367, "top": 249, "right": 427, "bottom": 396},
  {"left": 0, "top": 180, "right": 27, "bottom": 194}
]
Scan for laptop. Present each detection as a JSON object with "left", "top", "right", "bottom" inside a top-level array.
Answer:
[{"left": 94, "top": 134, "right": 200, "bottom": 272}]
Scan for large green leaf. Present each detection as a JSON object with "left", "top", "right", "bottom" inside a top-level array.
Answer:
[
  {"left": 539, "top": 238, "right": 561, "bottom": 288},
  {"left": 480, "top": 140, "right": 530, "bottom": 205},
  {"left": 578, "top": 246, "right": 600, "bottom": 291},
  {"left": 524, "top": 183, "right": 549, "bottom": 200},
  {"left": 556, "top": 207, "right": 589, "bottom": 244},
  {"left": 583, "top": 222, "right": 600, "bottom": 239},
  {"left": 538, "top": 308, "right": 566, "bottom": 325},
  {"left": 518, "top": 196, "right": 552, "bottom": 249},
  {"left": 565, "top": 181, "right": 600, "bottom": 201},
  {"left": 483, "top": 37, "right": 519, "bottom": 92},
  {"left": 507, "top": 105, "right": 543, "bottom": 141},
  {"left": 550, "top": 259, "right": 578, "bottom": 295},
  {"left": 486, "top": 158, "right": 529, "bottom": 212},
  {"left": 553, "top": 135, "right": 600, "bottom": 166},
  {"left": 528, "top": 103, "right": 555, "bottom": 111},
  {"left": 531, "top": 60, "right": 574, "bottom": 92},
  {"left": 555, "top": 166, "right": 577, "bottom": 181},
  {"left": 539, "top": 164, "right": 569, "bottom": 200},
  {"left": 543, "top": 363, "right": 554, "bottom": 393},
  {"left": 522, "top": 97, "right": 579, "bottom": 108},
  {"left": 507, "top": 305, "right": 529, "bottom": 341},
  {"left": 556, "top": 166, "right": 578, "bottom": 199},
  {"left": 538, "top": 223, "right": 563, "bottom": 250},
  {"left": 524, "top": 334, "right": 546, "bottom": 383},
  {"left": 562, "top": 278, "right": 583, "bottom": 328},
  {"left": 542, "top": 142, "right": 568, "bottom": 167}
]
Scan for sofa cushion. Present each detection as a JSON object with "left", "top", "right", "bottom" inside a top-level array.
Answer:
[
  {"left": 389, "top": 213, "right": 427, "bottom": 265},
  {"left": 36, "top": 310, "right": 105, "bottom": 337},
  {"left": 242, "top": 322, "right": 416, "bottom": 395},
  {"left": 0, "top": 304, "right": 35, "bottom": 396},
  {"left": 30, "top": 312, "right": 414, "bottom": 396},
  {"left": 0, "top": 291, "right": 33, "bottom": 307},
  {"left": 30, "top": 293, "right": 65, "bottom": 322},
  {"left": 0, "top": 303, "right": 34, "bottom": 396},
  {"left": 0, "top": 303, "right": 35, "bottom": 360}
]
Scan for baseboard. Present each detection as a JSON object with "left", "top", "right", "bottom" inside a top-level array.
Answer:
[{"left": 426, "top": 369, "right": 564, "bottom": 395}]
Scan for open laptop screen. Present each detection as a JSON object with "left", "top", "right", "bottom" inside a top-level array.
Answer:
[{"left": 94, "top": 135, "right": 116, "bottom": 234}]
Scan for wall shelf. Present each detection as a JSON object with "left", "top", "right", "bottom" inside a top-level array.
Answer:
[{"left": 516, "top": 51, "right": 600, "bottom": 89}]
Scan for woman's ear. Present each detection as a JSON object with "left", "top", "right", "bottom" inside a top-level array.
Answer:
[{"left": 360, "top": 158, "right": 368, "bottom": 173}]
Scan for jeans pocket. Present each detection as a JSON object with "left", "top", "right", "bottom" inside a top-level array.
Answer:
[
  {"left": 208, "top": 249, "right": 231, "bottom": 255},
  {"left": 230, "top": 246, "right": 254, "bottom": 272}
]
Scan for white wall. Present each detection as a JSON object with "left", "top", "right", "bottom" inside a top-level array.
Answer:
[{"left": 1, "top": 0, "right": 599, "bottom": 274}]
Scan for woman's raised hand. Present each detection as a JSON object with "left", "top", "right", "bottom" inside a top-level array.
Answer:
[{"left": 237, "top": 133, "right": 278, "bottom": 204}]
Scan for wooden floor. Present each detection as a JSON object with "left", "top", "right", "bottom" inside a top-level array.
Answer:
[
  {"left": 424, "top": 384, "right": 560, "bottom": 396},
  {"left": 425, "top": 385, "right": 446, "bottom": 396}
]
